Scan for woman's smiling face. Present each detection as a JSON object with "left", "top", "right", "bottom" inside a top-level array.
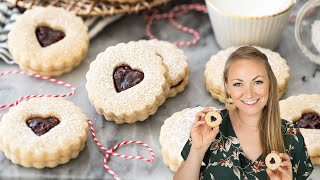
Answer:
[{"left": 225, "top": 58, "right": 270, "bottom": 116}]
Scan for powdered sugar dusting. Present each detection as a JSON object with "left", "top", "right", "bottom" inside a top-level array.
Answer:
[
  {"left": 0, "top": 97, "right": 88, "bottom": 167},
  {"left": 86, "top": 41, "right": 170, "bottom": 123},
  {"left": 8, "top": 6, "right": 89, "bottom": 76},
  {"left": 143, "top": 40, "right": 189, "bottom": 86}
]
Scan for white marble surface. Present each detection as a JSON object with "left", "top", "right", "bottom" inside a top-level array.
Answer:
[{"left": 0, "top": 0, "right": 319, "bottom": 179}]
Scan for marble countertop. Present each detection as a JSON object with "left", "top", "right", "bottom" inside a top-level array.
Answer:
[{"left": 0, "top": 0, "right": 319, "bottom": 179}]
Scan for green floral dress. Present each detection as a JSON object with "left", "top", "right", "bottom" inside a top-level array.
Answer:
[{"left": 181, "top": 109, "right": 314, "bottom": 180}]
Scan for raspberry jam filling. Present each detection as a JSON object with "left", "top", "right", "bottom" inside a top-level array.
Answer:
[
  {"left": 113, "top": 65, "right": 144, "bottom": 92},
  {"left": 210, "top": 115, "right": 217, "bottom": 122},
  {"left": 171, "top": 79, "right": 184, "bottom": 88},
  {"left": 295, "top": 112, "right": 320, "bottom": 129},
  {"left": 36, "top": 26, "right": 65, "bottom": 47},
  {"left": 270, "top": 158, "right": 275, "bottom": 164},
  {"left": 26, "top": 117, "right": 60, "bottom": 136}
]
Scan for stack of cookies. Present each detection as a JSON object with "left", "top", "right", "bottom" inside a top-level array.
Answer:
[
  {"left": 86, "top": 40, "right": 189, "bottom": 124},
  {"left": 280, "top": 94, "right": 320, "bottom": 165}
]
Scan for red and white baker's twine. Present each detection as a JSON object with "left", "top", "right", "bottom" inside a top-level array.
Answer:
[
  {"left": 0, "top": 70, "right": 75, "bottom": 109},
  {"left": 145, "top": 3, "right": 207, "bottom": 46},
  {"left": 0, "top": 70, "right": 155, "bottom": 180},
  {"left": 87, "top": 120, "right": 155, "bottom": 180}
]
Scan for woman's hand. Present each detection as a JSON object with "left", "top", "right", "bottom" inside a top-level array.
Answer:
[
  {"left": 266, "top": 153, "right": 293, "bottom": 180},
  {"left": 190, "top": 107, "right": 220, "bottom": 152}
]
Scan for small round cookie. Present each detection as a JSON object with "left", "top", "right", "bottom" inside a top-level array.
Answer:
[
  {"left": 8, "top": 6, "right": 89, "bottom": 77},
  {"left": 204, "top": 46, "right": 290, "bottom": 103},
  {"left": 265, "top": 152, "right": 282, "bottom": 170},
  {"left": 205, "top": 111, "right": 222, "bottom": 128},
  {"left": 136, "top": 40, "right": 189, "bottom": 97},
  {"left": 280, "top": 94, "right": 320, "bottom": 157},
  {"left": 0, "top": 97, "right": 88, "bottom": 168},
  {"left": 159, "top": 106, "right": 217, "bottom": 172},
  {"left": 86, "top": 41, "right": 170, "bottom": 124}
]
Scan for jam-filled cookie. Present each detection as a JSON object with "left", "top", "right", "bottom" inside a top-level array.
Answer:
[
  {"left": 137, "top": 40, "right": 189, "bottom": 97},
  {"left": 159, "top": 107, "right": 217, "bottom": 172},
  {"left": 8, "top": 6, "right": 89, "bottom": 77},
  {"left": 0, "top": 97, "right": 88, "bottom": 168},
  {"left": 265, "top": 152, "right": 282, "bottom": 170},
  {"left": 86, "top": 41, "right": 170, "bottom": 124},
  {"left": 204, "top": 46, "right": 290, "bottom": 103},
  {"left": 280, "top": 94, "right": 320, "bottom": 160}
]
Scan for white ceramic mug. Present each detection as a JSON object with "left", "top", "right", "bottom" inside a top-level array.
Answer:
[{"left": 205, "top": 0, "right": 295, "bottom": 50}]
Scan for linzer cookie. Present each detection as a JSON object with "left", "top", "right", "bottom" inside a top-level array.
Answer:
[
  {"left": 159, "top": 107, "right": 218, "bottom": 172},
  {"left": 137, "top": 40, "right": 189, "bottom": 97},
  {"left": 265, "top": 152, "right": 282, "bottom": 170},
  {"left": 204, "top": 46, "right": 290, "bottom": 103},
  {"left": 86, "top": 41, "right": 170, "bottom": 124},
  {"left": 8, "top": 6, "right": 89, "bottom": 77},
  {"left": 280, "top": 94, "right": 320, "bottom": 160},
  {"left": 0, "top": 97, "right": 88, "bottom": 168}
]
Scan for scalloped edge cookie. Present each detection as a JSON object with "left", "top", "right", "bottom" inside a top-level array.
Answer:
[
  {"left": 204, "top": 46, "right": 290, "bottom": 103},
  {"left": 0, "top": 97, "right": 88, "bottom": 168},
  {"left": 8, "top": 6, "right": 89, "bottom": 77},
  {"left": 86, "top": 41, "right": 170, "bottom": 124},
  {"left": 265, "top": 152, "right": 281, "bottom": 170},
  {"left": 279, "top": 94, "right": 320, "bottom": 157},
  {"left": 135, "top": 40, "right": 190, "bottom": 97},
  {"left": 159, "top": 106, "right": 218, "bottom": 172}
]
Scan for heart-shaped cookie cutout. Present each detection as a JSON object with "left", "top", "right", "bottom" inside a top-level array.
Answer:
[
  {"left": 36, "top": 26, "right": 65, "bottom": 47},
  {"left": 113, "top": 65, "right": 144, "bottom": 92},
  {"left": 295, "top": 112, "right": 320, "bottom": 129},
  {"left": 26, "top": 117, "right": 60, "bottom": 136}
]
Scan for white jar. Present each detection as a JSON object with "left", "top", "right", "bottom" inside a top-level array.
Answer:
[
  {"left": 205, "top": 0, "right": 295, "bottom": 50},
  {"left": 295, "top": 0, "right": 320, "bottom": 65}
]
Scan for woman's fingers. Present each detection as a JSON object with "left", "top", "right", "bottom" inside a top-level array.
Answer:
[
  {"left": 202, "top": 107, "right": 213, "bottom": 113},
  {"left": 279, "top": 153, "right": 291, "bottom": 162},
  {"left": 193, "top": 120, "right": 206, "bottom": 128},
  {"left": 280, "top": 160, "right": 291, "bottom": 168},
  {"left": 209, "top": 126, "right": 220, "bottom": 138},
  {"left": 195, "top": 111, "right": 205, "bottom": 122},
  {"left": 266, "top": 168, "right": 275, "bottom": 177},
  {"left": 266, "top": 168, "right": 281, "bottom": 180}
]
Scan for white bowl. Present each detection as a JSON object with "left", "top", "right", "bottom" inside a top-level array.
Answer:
[
  {"left": 295, "top": 0, "right": 320, "bottom": 64},
  {"left": 205, "top": 0, "right": 295, "bottom": 50}
]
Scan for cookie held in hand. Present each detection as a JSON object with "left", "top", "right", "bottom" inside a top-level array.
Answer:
[{"left": 265, "top": 152, "right": 282, "bottom": 170}]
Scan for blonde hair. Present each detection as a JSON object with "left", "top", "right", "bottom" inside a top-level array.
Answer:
[{"left": 223, "top": 46, "right": 285, "bottom": 157}]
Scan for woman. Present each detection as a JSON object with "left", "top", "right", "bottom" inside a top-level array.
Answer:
[{"left": 173, "top": 46, "right": 314, "bottom": 179}]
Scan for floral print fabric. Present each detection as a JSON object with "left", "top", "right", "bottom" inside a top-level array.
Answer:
[{"left": 181, "top": 109, "right": 314, "bottom": 180}]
